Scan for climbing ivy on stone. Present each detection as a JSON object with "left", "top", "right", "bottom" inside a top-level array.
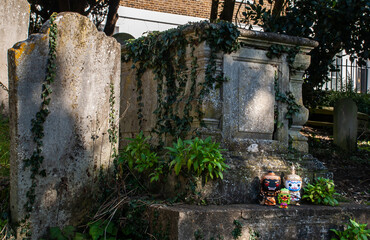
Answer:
[
  {"left": 23, "top": 12, "right": 58, "bottom": 215},
  {"left": 122, "top": 21, "right": 240, "bottom": 144}
]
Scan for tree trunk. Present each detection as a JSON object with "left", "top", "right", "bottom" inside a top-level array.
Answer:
[
  {"left": 219, "top": 0, "right": 236, "bottom": 22},
  {"left": 210, "top": 0, "right": 219, "bottom": 23},
  {"left": 272, "top": 0, "right": 285, "bottom": 18},
  {"left": 104, "top": 0, "right": 120, "bottom": 36}
]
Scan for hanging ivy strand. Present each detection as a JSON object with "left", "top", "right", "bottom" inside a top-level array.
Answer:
[
  {"left": 122, "top": 21, "right": 240, "bottom": 143},
  {"left": 23, "top": 12, "right": 58, "bottom": 214}
]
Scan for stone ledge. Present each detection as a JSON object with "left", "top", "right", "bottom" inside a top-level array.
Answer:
[{"left": 149, "top": 203, "right": 370, "bottom": 240}]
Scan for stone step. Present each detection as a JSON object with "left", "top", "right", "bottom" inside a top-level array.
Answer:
[{"left": 149, "top": 203, "right": 370, "bottom": 240}]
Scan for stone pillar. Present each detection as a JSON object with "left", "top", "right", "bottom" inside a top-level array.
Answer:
[
  {"left": 289, "top": 51, "right": 313, "bottom": 152},
  {"left": 334, "top": 98, "right": 358, "bottom": 152},
  {"left": 8, "top": 13, "right": 120, "bottom": 239},
  {"left": 0, "top": 0, "right": 29, "bottom": 115}
]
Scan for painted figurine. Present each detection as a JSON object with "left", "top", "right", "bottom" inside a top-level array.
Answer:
[
  {"left": 260, "top": 171, "right": 281, "bottom": 206},
  {"left": 278, "top": 188, "right": 290, "bottom": 209},
  {"left": 284, "top": 166, "right": 302, "bottom": 205}
]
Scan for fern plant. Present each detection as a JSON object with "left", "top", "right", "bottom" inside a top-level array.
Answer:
[{"left": 302, "top": 177, "right": 339, "bottom": 206}]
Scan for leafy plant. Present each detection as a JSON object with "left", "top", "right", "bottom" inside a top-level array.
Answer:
[
  {"left": 331, "top": 219, "right": 370, "bottom": 240},
  {"left": 47, "top": 220, "right": 118, "bottom": 240},
  {"left": 302, "top": 177, "right": 339, "bottom": 206},
  {"left": 119, "top": 132, "right": 164, "bottom": 182},
  {"left": 166, "top": 137, "right": 229, "bottom": 182},
  {"left": 231, "top": 219, "right": 242, "bottom": 239}
]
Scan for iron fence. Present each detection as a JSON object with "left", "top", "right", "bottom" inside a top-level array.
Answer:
[{"left": 323, "top": 58, "right": 370, "bottom": 94}]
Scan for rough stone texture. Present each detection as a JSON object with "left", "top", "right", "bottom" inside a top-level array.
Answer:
[
  {"left": 8, "top": 13, "right": 120, "bottom": 239},
  {"left": 149, "top": 203, "right": 370, "bottom": 240},
  {"left": 334, "top": 98, "right": 358, "bottom": 152},
  {"left": 0, "top": 0, "right": 29, "bottom": 115},
  {"left": 163, "top": 151, "right": 329, "bottom": 204}
]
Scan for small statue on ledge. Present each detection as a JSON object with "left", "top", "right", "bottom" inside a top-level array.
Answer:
[
  {"left": 284, "top": 166, "right": 302, "bottom": 205},
  {"left": 260, "top": 171, "right": 281, "bottom": 206},
  {"left": 278, "top": 188, "right": 291, "bottom": 209}
]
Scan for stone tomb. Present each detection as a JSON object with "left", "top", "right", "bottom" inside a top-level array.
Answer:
[
  {"left": 120, "top": 27, "right": 328, "bottom": 203},
  {"left": 8, "top": 13, "right": 120, "bottom": 239}
]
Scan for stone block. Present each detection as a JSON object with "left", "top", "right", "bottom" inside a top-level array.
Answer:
[
  {"left": 149, "top": 203, "right": 370, "bottom": 240},
  {"left": 8, "top": 13, "right": 120, "bottom": 239},
  {"left": 334, "top": 98, "right": 358, "bottom": 152},
  {"left": 0, "top": 0, "right": 29, "bottom": 115}
]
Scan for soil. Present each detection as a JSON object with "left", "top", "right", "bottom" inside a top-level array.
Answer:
[{"left": 301, "top": 126, "right": 370, "bottom": 205}]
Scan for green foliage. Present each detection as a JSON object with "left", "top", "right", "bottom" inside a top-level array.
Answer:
[
  {"left": 266, "top": 44, "right": 300, "bottom": 68},
  {"left": 122, "top": 21, "right": 239, "bottom": 143},
  {"left": 242, "top": 0, "right": 370, "bottom": 105},
  {"left": 0, "top": 115, "right": 10, "bottom": 177},
  {"left": 331, "top": 219, "right": 370, "bottom": 240},
  {"left": 310, "top": 89, "right": 370, "bottom": 115},
  {"left": 47, "top": 220, "right": 118, "bottom": 240},
  {"left": 119, "top": 132, "right": 164, "bottom": 182},
  {"left": 302, "top": 177, "right": 339, "bottom": 206},
  {"left": 166, "top": 137, "right": 229, "bottom": 182},
  {"left": 274, "top": 74, "right": 301, "bottom": 128},
  {"left": 23, "top": 12, "right": 58, "bottom": 215},
  {"left": 231, "top": 220, "right": 242, "bottom": 239}
]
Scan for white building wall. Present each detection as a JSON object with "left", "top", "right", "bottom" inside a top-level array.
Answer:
[{"left": 116, "top": 6, "right": 206, "bottom": 39}]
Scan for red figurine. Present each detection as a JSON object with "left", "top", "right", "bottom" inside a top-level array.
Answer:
[{"left": 260, "top": 171, "right": 281, "bottom": 206}]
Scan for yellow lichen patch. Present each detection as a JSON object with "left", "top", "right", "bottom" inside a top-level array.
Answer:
[{"left": 10, "top": 42, "right": 36, "bottom": 66}]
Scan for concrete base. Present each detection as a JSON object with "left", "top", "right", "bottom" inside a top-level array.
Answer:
[{"left": 148, "top": 203, "right": 370, "bottom": 240}]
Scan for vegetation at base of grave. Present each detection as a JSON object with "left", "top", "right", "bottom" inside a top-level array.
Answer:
[
  {"left": 119, "top": 132, "right": 164, "bottom": 183},
  {"left": 330, "top": 219, "right": 370, "bottom": 240},
  {"left": 274, "top": 73, "right": 301, "bottom": 129},
  {"left": 22, "top": 12, "right": 58, "bottom": 215},
  {"left": 119, "top": 132, "right": 228, "bottom": 185},
  {"left": 302, "top": 177, "right": 339, "bottom": 206},
  {"left": 166, "top": 137, "right": 229, "bottom": 183},
  {"left": 241, "top": 0, "right": 369, "bottom": 106},
  {"left": 122, "top": 21, "right": 240, "bottom": 144},
  {"left": 231, "top": 220, "right": 243, "bottom": 240}
]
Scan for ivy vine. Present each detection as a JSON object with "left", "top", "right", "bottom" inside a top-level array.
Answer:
[
  {"left": 122, "top": 21, "right": 240, "bottom": 144},
  {"left": 108, "top": 83, "right": 118, "bottom": 168},
  {"left": 266, "top": 44, "right": 300, "bottom": 68},
  {"left": 274, "top": 73, "right": 300, "bottom": 128},
  {"left": 23, "top": 12, "right": 58, "bottom": 214}
]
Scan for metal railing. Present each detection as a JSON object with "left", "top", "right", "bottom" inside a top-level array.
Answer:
[{"left": 323, "top": 58, "right": 370, "bottom": 94}]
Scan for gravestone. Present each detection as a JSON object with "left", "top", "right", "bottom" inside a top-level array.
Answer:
[
  {"left": 334, "top": 98, "right": 358, "bottom": 152},
  {"left": 8, "top": 13, "right": 120, "bottom": 239},
  {"left": 0, "top": 0, "right": 29, "bottom": 115}
]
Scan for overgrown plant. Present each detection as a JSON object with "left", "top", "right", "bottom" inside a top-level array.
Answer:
[
  {"left": 231, "top": 219, "right": 243, "bottom": 239},
  {"left": 302, "top": 177, "right": 339, "bottom": 206},
  {"left": 23, "top": 12, "right": 58, "bottom": 215},
  {"left": 119, "top": 132, "right": 164, "bottom": 182},
  {"left": 166, "top": 137, "right": 229, "bottom": 182},
  {"left": 122, "top": 21, "right": 240, "bottom": 144},
  {"left": 331, "top": 219, "right": 370, "bottom": 240},
  {"left": 274, "top": 74, "right": 301, "bottom": 128}
]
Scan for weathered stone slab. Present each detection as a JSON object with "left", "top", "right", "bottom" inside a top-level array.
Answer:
[
  {"left": 334, "top": 98, "right": 358, "bottom": 152},
  {"left": 8, "top": 12, "right": 120, "bottom": 239},
  {"left": 0, "top": 0, "right": 29, "bottom": 115},
  {"left": 149, "top": 203, "right": 370, "bottom": 240}
]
